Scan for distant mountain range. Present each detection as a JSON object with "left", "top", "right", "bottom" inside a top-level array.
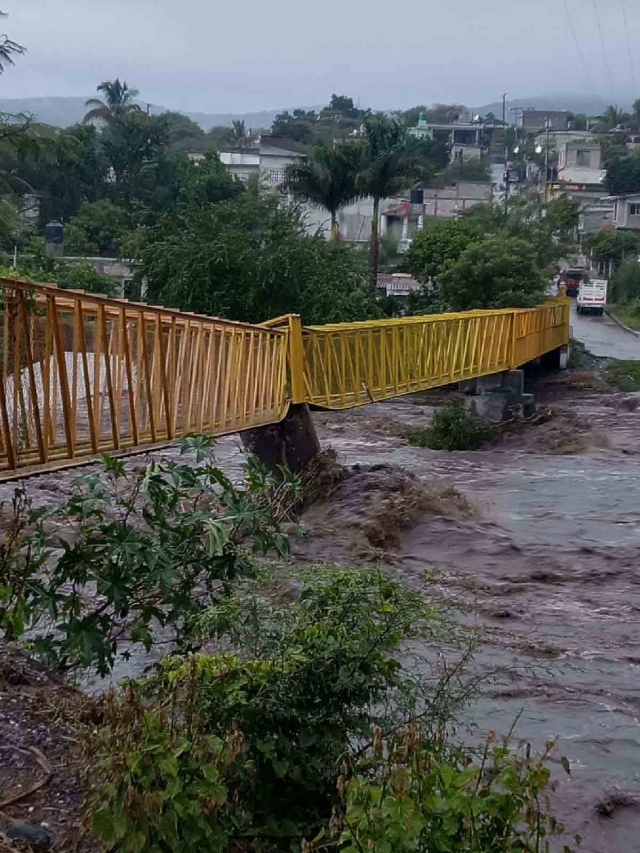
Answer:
[
  {"left": 0, "top": 93, "right": 630, "bottom": 130},
  {"left": 0, "top": 97, "right": 286, "bottom": 130},
  {"left": 476, "top": 94, "right": 629, "bottom": 120}
]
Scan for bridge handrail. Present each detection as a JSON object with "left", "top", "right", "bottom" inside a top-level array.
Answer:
[{"left": 0, "top": 276, "right": 570, "bottom": 475}]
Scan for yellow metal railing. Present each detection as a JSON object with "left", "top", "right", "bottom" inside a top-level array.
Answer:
[
  {"left": 0, "top": 279, "right": 289, "bottom": 473},
  {"left": 0, "top": 275, "right": 570, "bottom": 475},
  {"left": 300, "top": 300, "right": 569, "bottom": 409}
]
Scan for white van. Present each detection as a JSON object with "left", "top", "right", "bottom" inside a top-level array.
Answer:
[{"left": 576, "top": 279, "right": 607, "bottom": 315}]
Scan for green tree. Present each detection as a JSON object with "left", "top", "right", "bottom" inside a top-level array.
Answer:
[
  {"left": 271, "top": 110, "right": 314, "bottom": 143},
  {"left": 83, "top": 79, "right": 142, "bottom": 125},
  {"left": 405, "top": 219, "right": 480, "bottom": 284},
  {"left": 586, "top": 229, "right": 640, "bottom": 277},
  {"left": 131, "top": 180, "right": 378, "bottom": 324},
  {"left": 54, "top": 260, "right": 119, "bottom": 296},
  {"left": 14, "top": 124, "right": 109, "bottom": 226},
  {"left": 611, "top": 259, "right": 640, "bottom": 301},
  {"left": 440, "top": 235, "right": 546, "bottom": 310},
  {"left": 206, "top": 125, "right": 234, "bottom": 150},
  {"left": 161, "top": 111, "right": 205, "bottom": 153},
  {"left": 605, "top": 154, "right": 640, "bottom": 195},
  {"left": 286, "top": 142, "right": 361, "bottom": 240},
  {"left": 100, "top": 112, "right": 171, "bottom": 207},
  {"left": 64, "top": 199, "right": 130, "bottom": 257},
  {"left": 358, "top": 115, "right": 421, "bottom": 287},
  {"left": 436, "top": 156, "right": 491, "bottom": 185},
  {"left": 231, "top": 119, "right": 247, "bottom": 146},
  {"left": 595, "top": 105, "right": 631, "bottom": 132}
]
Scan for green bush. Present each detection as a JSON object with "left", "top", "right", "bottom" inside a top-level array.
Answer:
[
  {"left": 87, "top": 568, "right": 573, "bottom": 852},
  {"left": 408, "top": 398, "right": 492, "bottom": 451},
  {"left": 611, "top": 260, "right": 640, "bottom": 302},
  {"left": 0, "top": 435, "right": 298, "bottom": 676},
  {"left": 605, "top": 359, "right": 640, "bottom": 392},
  {"left": 338, "top": 725, "right": 575, "bottom": 852},
  {"left": 89, "top": 568, "right": 459, "bottom": 851}
]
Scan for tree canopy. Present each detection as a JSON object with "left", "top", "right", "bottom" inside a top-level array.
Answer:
[{"left": 84, "top": 79, "right": 142, "bottom": 125}]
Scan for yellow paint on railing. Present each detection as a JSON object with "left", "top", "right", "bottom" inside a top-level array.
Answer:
[
  {"left": 0, "top": 275, "right": 570, "bottom": 475},
  {"left": 300, "top": 300, "right": 569, "bottom": 409},
  {"left": 0, "top": 279, "right": 289, "bottom": 473}
]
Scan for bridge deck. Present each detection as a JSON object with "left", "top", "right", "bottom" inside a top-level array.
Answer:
[{"left": 0, "top": 277, "right": 569, "bottom": 476}]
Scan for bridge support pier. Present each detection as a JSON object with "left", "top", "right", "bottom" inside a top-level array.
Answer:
[
  {"left": 460, "top": 369, "right": 535, "bottom": 422},
  {"left": 241, "top": 403, "right": 320, "bottom": 476}
]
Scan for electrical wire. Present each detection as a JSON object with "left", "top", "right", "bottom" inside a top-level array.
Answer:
[
  {"left": 592, "top": 0, "right": 616, "bottom": 103},
  {"left": 561, "top": 0, "right": 601, "bottom": 110},
  {"left": 620, "top": 0, "right": 637, "bottom": 99}
]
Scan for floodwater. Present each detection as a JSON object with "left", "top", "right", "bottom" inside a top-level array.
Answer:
[
  {"left": 310, "top": 380, "right": 640, "bottom": 853},
  {"left": 4, "top": 361, "right": 640, "bottom": 850}
]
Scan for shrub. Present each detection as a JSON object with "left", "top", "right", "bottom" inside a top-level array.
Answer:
[
  {"left": 605, "top": 359, "right": 640, "bottom": 392},
  {"left": 0, "top": 435, "right": 299, "bottom": 676},
  {"left": 337, "top": 724, "right": 576, "bottom": 852},
  {"left": 88, "top": 568, "right": 462, "bottom": 851},
  {"left": 0, "top": 488, "right": 48, "bottom": 641},
  {"left": 611, "top": 260, "right": 640, "bottom": 302},
  {"left": 408, "top": 398, "right": 492, "bottom": 451},
  {"left": 87, "top": 568, "right": 573, "bottom": 852}
]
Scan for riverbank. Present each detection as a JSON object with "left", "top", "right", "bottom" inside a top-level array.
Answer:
[{"left": 2, "top": 359, "right": 640, "bottom": 852}]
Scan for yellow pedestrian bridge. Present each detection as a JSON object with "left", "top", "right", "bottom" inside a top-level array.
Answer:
[{"left": 0, "top": 277, "right": 569, "bottom": 476}]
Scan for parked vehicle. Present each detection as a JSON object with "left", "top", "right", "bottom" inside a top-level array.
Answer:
[
  {"left": 559, "top": 268, "right": 585, "bottom": 297},
  {"left": 576, "top": 279, "right": 607, "bottom": 315}
]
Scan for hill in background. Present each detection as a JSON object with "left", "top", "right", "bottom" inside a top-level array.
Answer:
[
  {"left": 0, "top": 93, "right": 627, "bottom": 131},
  {"left": 476, "top": 94, "right": 625, "bottom": 119},
  {"left": 0, "top": 96, "right": 285, "bottom": 130}
]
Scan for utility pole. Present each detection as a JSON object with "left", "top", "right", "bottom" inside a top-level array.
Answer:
[
  {"left": 503, "top": 93, "right": 509, "bottom": 214},
  {"left": 544, "top": 118, "right": 551, "bottom": 198}
]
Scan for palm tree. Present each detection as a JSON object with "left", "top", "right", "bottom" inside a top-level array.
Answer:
[
  {"left": 231, "top": 120, "right": 247, "bottom": 146},
  {"left": 357, "top": 115, "right": 421, "bottom": 287},
  {"left": 596, "top": 105, "right": 631, "bottom": 132},
  {"left": 0, "top": 10, "right": 25, "bottom": 74},
  {"left": 84, "top": 79, "right": 142, "bottom": 125},
  {"left": 286, "top": 143, "right": 361, "bottom": 241}
]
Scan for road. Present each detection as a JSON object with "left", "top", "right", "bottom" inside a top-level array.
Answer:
[{"left": 570, "top": 301, "right": 640, "bottom": 359}]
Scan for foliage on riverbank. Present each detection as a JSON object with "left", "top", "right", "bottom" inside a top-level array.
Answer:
[{"left": 0, "top": 439, "right": 575, "bottom": 852}]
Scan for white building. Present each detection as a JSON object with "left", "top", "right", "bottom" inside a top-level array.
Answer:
[
  {"left": 218, "top": 137, "right": 303, "bottom": 188},
  {"left": 602, "top": 193, "right": 640, "bottom": 232}
]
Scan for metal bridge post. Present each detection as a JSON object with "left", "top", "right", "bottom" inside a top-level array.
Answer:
[
  {"left": 287, "top": 314, "right": 306, "bottom": 404},
  {"left": 240, "top": 313, "right": 320, "bottom": 476}
]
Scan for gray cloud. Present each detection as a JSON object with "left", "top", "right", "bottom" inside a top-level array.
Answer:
[{"left": 2, "top": 0, "right": 638, "bottom": 111}]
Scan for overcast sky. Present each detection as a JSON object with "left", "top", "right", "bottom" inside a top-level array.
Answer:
[{"left": 2, "top": 0, "right": 639, "bottom": 113}]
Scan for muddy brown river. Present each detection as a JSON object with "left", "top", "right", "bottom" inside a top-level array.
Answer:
[{"left": 3, "top": 365, "right": 640, "bottom": 852}]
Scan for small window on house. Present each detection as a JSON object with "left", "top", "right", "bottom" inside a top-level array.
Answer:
[
  {"left": 269, "top": 169, "right": 286, "bottom": 184},
  {"left": 630, "top": 203, "right": 640, "bottom": 216},
  {"left": 576, "top": 149, "right": 590, "bottom": 167}
]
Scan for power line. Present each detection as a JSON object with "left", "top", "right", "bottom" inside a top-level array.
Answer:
[
  {"left": 620, "top": 0, "right": 637, "bottom": 99},
  {"left": 562, "top": 0, "right": 601, "bottom": 110},
  {"left": 592, "top": 0, "right": 616, "bottom": 102}
]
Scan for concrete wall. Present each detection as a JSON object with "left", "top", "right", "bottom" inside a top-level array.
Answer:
[
  {"left": 303, "top": 197, "right": 404, "bottom": 242},
  {"left": 613, "top": 198, "right": 640, "bottom": 230}
]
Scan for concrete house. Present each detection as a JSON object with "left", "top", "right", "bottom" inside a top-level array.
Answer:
[
  {"left": 602, "top": 193, "right": 640, "bottom": 231},
  {"left": 218, "top": 136, "right": 303, "bottom": 187},
  {"left": 519, "top": 109, "right": 572, "bottom": 132}
]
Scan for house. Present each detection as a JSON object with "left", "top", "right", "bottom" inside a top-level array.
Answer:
[
  {"left": 218, "top": 136, "right": 303, "bottom": 187},
  {"left": 376, "top": 273, "right": 421, "bottom": 298},
  {"left": 544, "top": 135, "right": 609, "bottom": 236},
  {"left": 408, "top": 114, "right": 434, "bottom": 141},
  {"left": 409, "top": 115, "right": 486, "bottom": 161},
  {"left": 422, "top": 181, "right": 492, "bottom": 218},
  {"left": 556, "top": 137, "right": 605, "bottom": 184},
  {"left": 519, "top": 109, "right": 572, "bottom": 132},
  {"left": 601, "top": 193, "right": 640, "bottom": 232}
]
